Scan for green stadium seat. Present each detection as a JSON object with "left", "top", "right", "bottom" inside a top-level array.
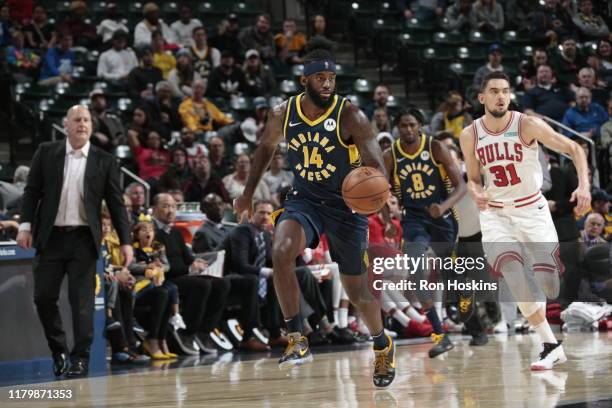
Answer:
[
  {"left": 350, "top": 1, "right": 378, "bottom": 16},
  {"left": 456, "top": 46, "right": 486, "bottom": 62},
  {"left": 198, "top": 1, "right": 232, "bottom": 16},
  {"left": 379, "top": 1, "right": 401, "bottom": 16},
  {"left": 45, "top": 97, "right": 76, "bottom": 119},
  {"left": 336, "top": 64, "right": 359, "bottom": 80},
  {"left": 230, "top": 96, "right": 254, "bottom": 113},
  {"left": 353, "top": 79, "right": 374, "bottom": 97},
  {"left": 373, "top": 18, "right": 403, "bottom": 33},
  {"left": 345, "top": 94, "right": 367, "bottom": 109},
  {"left": 502, "top": 30, "right": 531, "bottom": 45},
  {"left": 114, "top": 145, "right": 133, "bottom": 160},
  {"left": 433, "top": 31, "right": 466, "bottom": 46},
  {"left": 469, "top": 30, "right": 497, "bottom": 45},
  {"left": 520, "top": 45, "right": 534, "bottom": 58},
  {"left": 291, "top": 64, "right": 304, "bottom": 80},
  {"left": 398, "top": 32, "right": 430, "bottom": 48},
  {"left": 232, "top": 2, "right": 263, "bottom": 17},
  {"left": 128, "top": 2, "right": 144, "bottom": 16},
  {"left": 161, "top": 2, "right": 180, "bottom": 19},
  {"left": 423, "top": 47, "right": 453, "bottom": 62},
  {"left": 405, "top": 17, "right": 437, "bottom": 33},
  {"left": 280, "top": 79, "right": 298, "bottom": 96},
  {"left": 62, "top": 83, "right": 94, "bottom": 102},
  {"left": 17, "top": 83, "right": 52, "bottom": 101}
]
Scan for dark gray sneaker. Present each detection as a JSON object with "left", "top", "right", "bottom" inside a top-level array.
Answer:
[
  {"left": 428, "top": 333, "right": 454, "bottom": 358},
  {"left": 469, "top": 332, "right": 489, "bottom": 346}
]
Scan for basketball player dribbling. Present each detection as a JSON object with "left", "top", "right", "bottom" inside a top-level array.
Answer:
[
  {"left": 459, "top": 72, "right": 591, "bottom": 370},
  {"left": 233, "top": 38, "right": 396, "bottom": 387}
]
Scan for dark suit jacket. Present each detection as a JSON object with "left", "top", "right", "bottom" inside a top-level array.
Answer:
[
  {"left": 21, "top": 140, "right": 131, "bottom": 254},
  {"left": 227, "top": 224, "right": 272, "bottom": 276},
  {"left": 545, "top": 163, "right": 580, "bottom": 241},
  {"left": 192, "top": 222, "right": 234, "bottom": 254}
]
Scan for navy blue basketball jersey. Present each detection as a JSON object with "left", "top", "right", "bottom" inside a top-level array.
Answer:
[
  {"left": 391, "top": 136, "right": 455, "bottom": 217},
  {"left": 283, "top": 93, "right": 361, "bottom": 200}
]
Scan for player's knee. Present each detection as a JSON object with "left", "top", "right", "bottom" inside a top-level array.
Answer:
[
  {"left": 343, "top": 285, "right": 362, "bottom": 305},
  {"left": 272, "top": 238, "right": 297, "bottom": 265}
]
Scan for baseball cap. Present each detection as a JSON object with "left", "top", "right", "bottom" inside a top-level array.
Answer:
[
  {"left": 89, "top": 88, "right": 105, "bottom": 99},
  {"left": 376, "top": 132, "right": 394, "bottom": 144},
  {"left": 245, "top": 49, "right": 259, "bottom": 59},
  {"left": 253, "top": 96, "right": 268, "bottom": 110},
  {"left": 176, "top": 48, "right": 191, "bottom": 58},
  {"left": 488, "top": 43, "right": 503, "bottom": 54},
  {"left": 240, "top": 118, "right": 258, "bottom": 143}
]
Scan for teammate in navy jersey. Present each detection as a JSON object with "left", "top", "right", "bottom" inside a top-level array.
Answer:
[
  {"left": 234, "top": 38, "right": 396, "bottom": 388},
  {"left": 383, "top": 108, "right": 467, "bottom": 358}
]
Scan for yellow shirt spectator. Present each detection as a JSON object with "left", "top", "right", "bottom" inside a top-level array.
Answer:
[
  {"left": 274, "top": 19, "right": 306, "bottom": 63},
  {"left": 179, "top": 97, "right": 233, "bottom": 132},
  {"left": 153, "top": 51, "right": 176, "bottom": 80}
]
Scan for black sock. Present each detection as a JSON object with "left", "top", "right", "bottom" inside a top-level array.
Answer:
[
  {"left": 372, "top": 329, "right": 390, "bottom": 350},
  {"left": 285, "top": 314, "right": 303, "bottom": 335},
  {"left": 426, "top": 308, "right": 444, "bottom": 335}
]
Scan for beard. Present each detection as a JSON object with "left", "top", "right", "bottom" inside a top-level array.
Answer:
[
  {"left": 486, "top": 106, "right": 508, "bottom": 118},
  {"left": 305, "top": 81, "right": 335, "bottom": 109}
]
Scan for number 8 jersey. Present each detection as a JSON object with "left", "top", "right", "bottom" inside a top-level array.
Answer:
[
  {"left": 283, "top": 93, "right": 361, "bottom": 201},
  {"left": 473, "top": 111, "right": 543, "bottom": 206},
  {"left": 391, "top": 135, "right": 455, "bottom": 218}
]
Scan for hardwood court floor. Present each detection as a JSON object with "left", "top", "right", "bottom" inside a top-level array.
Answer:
[{"left": 2, "top": 332, "right": 611, "bottom": 408}]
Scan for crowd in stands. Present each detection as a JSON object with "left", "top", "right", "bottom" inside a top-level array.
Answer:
[{"left": 1, "top": 0, "right": 612, "bottom": 362}]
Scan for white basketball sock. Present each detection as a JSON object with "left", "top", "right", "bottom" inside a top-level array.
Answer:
[
  {"left": 404, "top": 306, "right": 426, "bottom": 323},
  {"left": 533, "top": 320, "right": 557, "bottom": 344},
  {"left": 392, "top": 309, "right": 411, "bottom": 327},
  {"left": 338, "top": 308, "right": 348, "bottom": 329}
]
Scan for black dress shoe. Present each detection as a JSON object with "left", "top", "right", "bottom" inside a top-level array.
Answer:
[
  {"left": 52, "top": 352, "right": 69, "bottom": 377},
  {"left": 65, "top": 359, "right": 89, "bottom": 378}
]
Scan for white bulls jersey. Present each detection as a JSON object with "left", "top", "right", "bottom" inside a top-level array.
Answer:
[{"left": 473, "top": 111, "right": 543, "bottom": 208}]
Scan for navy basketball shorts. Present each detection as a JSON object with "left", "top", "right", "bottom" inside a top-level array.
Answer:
[{"left": 276, "top": 194, "right": 368, "bottom": 276}]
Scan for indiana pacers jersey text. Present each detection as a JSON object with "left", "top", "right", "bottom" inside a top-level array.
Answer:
[{"left": 283, "top": 93, "right": 360, "bottom": 201}]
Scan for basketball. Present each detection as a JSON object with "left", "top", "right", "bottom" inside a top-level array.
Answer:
[{"left": 341, "top": 167, "right": 390, "bottom": 214}]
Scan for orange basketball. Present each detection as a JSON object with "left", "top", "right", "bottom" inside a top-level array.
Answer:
[{"left": 342, "top": 166, "right": 390, "bottom": 214}]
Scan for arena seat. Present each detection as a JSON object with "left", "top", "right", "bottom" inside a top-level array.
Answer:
[
  {"left": 423, "top": 47, "right": 454, "bottom": 63},
  {"left": 405, "top": 17, "right": 437, "bottom": 33},
  {"left": 502, "top": 30, "right": 531, "bottom": 46},
  {"left": 279, "top": 79, "right": 298, "bottom": 96},
  {"left": 345, "top": 94, "right": 367, "bottom": 108},
  {"left": 433, "top": 31, "right": 466, "bottom": 47},
  {"left": 469, "top": 30, "right": 497, "bottom": 45},
  {"left": 353, "top": 79, "right": 374, "bottom": 98},
  {"left": 456, "top": 46, "right": 486, "bottom": 62}
]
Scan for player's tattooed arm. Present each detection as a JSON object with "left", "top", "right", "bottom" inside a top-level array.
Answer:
[
  {"left": 430, "top": 140, "right": 467, "bottom": 218},
  {"left": 459, "top": 124, "right": 489, "bottom": 211},
  {"left": 342, "top": 102, "right": 388, "bottom": 178},
  {"left": 522, "top": 115, "right": 591, "bottom": 214},
  {"left": 235, "top": 101, "right": 287, "bottom": 217}
]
